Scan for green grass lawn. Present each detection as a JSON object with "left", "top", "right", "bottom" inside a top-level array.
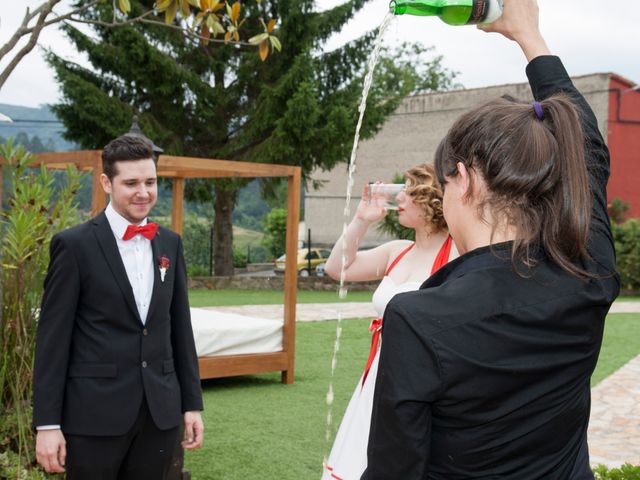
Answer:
[
  {"left": 189, "top": 289, "right": 640, "bottom": 308},
  {"left": 185, "top": 318, "right": 370, "bottom": 479},
  {"left": 592, "top": 313, "right": 640, "bottom": 384},
  {"left": 184, "top": 313, "right": 640, "bottom": 479},
  {"left": 616, "top": 296, "right": 640, "bottom": 301},
  {"left": 189, "top": 288, "right": 373, "bottom": 307}
]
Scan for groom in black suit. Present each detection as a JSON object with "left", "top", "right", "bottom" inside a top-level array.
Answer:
[{"left": 33, "top": 135, "right": 204, "bottom": 479}]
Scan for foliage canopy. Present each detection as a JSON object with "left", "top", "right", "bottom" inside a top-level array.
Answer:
[{"left": 50, "top": 0, "right": 457, "bottom": 274}]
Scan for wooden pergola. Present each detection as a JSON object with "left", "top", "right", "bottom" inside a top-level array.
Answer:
[{"left": 0, "top": 150, "right": 302, "bottom": 384}]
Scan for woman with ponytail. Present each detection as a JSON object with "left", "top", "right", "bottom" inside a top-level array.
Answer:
[{"left": 363, "top": 1, "right": 619, "bottom": 479}]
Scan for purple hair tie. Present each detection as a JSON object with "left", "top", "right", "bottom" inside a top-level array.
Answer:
[{"left": 533, "top": 101, "right": 544, "bottom": 121}]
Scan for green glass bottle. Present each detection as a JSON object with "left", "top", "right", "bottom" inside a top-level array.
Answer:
[{"left": 389, "top": 0, "right": 503, "bottom": 25}]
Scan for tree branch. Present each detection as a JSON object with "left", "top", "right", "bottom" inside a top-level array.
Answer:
[
  {"left": 63, "top": 9, "right": 157, "bottom": 29},
  {"left": 26, "top": 0, "right": 103, "bottom": 34},
  {"left": 139, "top": 18, "right": 254, "bottom": 47},
  {"left": 0, "top": 0, "right": 101, "bottom": 64},
  {"left": 0, "top": 0, "right": 267, "bottom": 91},
  {"left": 0, "top": 0, "right": 62, "bottom": 90},
  {"left": 0, "top": 1, "right": 57, "bottom": 61},
  {"left": 59, "top": 13, "right": 254, "bottom": 47}
]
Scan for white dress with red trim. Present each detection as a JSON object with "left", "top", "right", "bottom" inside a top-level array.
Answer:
[{"left": 322, "top": 236, "right": 452, "bottom": 480}]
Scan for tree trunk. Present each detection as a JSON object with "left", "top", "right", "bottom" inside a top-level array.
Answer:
[{"left": 212, "top": 186, "right": 236, "bottom": 276}]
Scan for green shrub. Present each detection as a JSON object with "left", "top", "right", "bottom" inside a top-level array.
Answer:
[
  {"left": 262, "top": 208, "right": 287, "bottom": 259},
  {"left": 608, "top": 198, "right": 631, "bottom": 224},
  {"left": 233, "top": 248, "right": 248, "bottom": 268},
  {"left": 0, "top": 140, "right": 81, "bottom": 474},
  {"left": 0, "top": 449, "right": 47, "bottom": 479},
  {"left": 246, "top": 244, "right": 270, "bottom": 263},
  {"left": 593, "top": 463, "right": 640, "bottom": 479},
  {"left": 612, "top": 219, "right": 640, "bottom": 292},
  {"left": 182, "top": 215, "right": 213, "bottom": 275}
]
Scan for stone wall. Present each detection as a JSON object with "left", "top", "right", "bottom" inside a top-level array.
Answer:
[{"left": 305, "top": 73, "right": 612, "bottom": 247}]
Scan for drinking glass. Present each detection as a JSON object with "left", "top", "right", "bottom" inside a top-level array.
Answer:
[{"left": 366, "top": 183, "right": 405, "bottom": 210}]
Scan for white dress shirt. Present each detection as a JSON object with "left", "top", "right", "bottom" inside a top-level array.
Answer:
[{"left": 104, "top": 203, "right": 155, "bottom": 324}]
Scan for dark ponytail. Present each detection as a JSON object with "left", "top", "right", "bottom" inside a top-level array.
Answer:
[{"left": 435, "top": 93, "right": 592, "bottom": 278}]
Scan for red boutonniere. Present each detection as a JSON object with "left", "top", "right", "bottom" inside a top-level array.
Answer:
[{"left": 158, "top": 255, "right": 170, "bottom": 282}]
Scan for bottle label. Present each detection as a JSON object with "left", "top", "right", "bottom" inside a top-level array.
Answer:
[{"left": 467, "top": 0, "right": 489, "bottom": 24}]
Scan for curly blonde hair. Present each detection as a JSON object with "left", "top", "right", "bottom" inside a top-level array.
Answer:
[{"left": 405, "top": 163, "right": 447, "bottom": 233}]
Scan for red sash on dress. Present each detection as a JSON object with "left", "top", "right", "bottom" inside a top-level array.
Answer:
[{"left": 361, "top": 235, "right": 453, "bottom": 386}]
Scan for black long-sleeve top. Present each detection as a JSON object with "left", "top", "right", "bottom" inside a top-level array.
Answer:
[{"left": 364, "top": 56, "right": 620, "bottom": 479}]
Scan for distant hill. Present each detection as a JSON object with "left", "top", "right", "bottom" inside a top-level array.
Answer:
[
  {"left": 0, "top": 104, "right": 279, "bottom": 232},
  {"left": 0, "top": 103, "right": 78, "bottom": 151}
]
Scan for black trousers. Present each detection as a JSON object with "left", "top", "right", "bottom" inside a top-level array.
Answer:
[{"left": 65, "top": 397, "right": 180, "bottom": 480}]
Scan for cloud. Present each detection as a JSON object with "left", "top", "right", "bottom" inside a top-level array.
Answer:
[{"left": 0, "top": 0, "right": 638, "bottom": 108}]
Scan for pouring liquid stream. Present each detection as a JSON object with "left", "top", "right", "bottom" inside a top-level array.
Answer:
[{"left": 322, "top": 9, "right": 395, "bottom": 469}]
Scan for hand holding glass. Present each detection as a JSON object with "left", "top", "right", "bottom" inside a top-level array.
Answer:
[{"left": 366, "top": 183, "right": 405, "bottom": 211}]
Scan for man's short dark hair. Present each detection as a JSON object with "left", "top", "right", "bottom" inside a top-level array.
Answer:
[{"left": 102, "top": 135, "right": 157, "bottom": 179}]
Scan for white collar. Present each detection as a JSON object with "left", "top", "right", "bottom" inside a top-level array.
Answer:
[{"left": 105, "top": 203, "right": 148, "bottom": 240}]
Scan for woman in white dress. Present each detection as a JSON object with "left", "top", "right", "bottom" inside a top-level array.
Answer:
[{"left": 322, "top": 163, "right": 457, "bottom": 480}]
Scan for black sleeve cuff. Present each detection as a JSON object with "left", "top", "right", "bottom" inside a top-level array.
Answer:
[{"left": 525, "top": 55, "right": 574, "bottom": 101}]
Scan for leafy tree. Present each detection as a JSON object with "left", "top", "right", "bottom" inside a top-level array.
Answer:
[
  {"left": 49, "top": 0, "right": 457, "bottom": 275},
  {"left": 232, "top": 179, "right": 272, "bottom": 230},
  {"left": 0, "top": 0, "right": 279, "bottom": 90},
  {"left": 13, "top": 133, "right": 48, "bottom": 153}
]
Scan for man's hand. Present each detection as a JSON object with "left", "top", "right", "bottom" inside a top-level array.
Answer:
[
  {"left": 182, "top": 411, "right": 204, "bottom": 450},
  {"left": 35, "top": 429, "right": 66, "bottom": 473}
]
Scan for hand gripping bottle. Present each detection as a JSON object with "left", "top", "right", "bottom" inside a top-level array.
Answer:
[{"left": 389, "top": 0, "right": 504, "bottom": 25}]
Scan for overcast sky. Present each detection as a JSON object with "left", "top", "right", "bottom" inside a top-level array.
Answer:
[{"left": 1, "top": 0, "right": 638, "bottom": 108}]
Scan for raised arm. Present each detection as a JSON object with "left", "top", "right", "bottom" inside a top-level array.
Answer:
[
  {"left": 478, "top": 0, "right": 550, "bottom": 61},
  {"left": 480, "top": 0, "right": 614, "bottom": 273},
  {"left": 324, "top": 184, "right": 397, "bottom": 282}
]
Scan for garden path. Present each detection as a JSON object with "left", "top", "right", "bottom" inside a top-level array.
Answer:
[
  {"left": 202, "top": 299, "right": 640, "bottom": 468},
  {"left": 202, "top": 299, "right": 640, "bottom": 322}
]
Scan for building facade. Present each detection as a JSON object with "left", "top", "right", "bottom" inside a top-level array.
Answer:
[{"left": 305, "top": 73, "right": 640, "bottom": 247}]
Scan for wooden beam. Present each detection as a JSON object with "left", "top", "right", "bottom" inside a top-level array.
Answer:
[
  {"left": 158, "top": 155, "right": 298, "bottom": 178},
  {"left": 198, "top": 352, "right": 289, "bottom": 379},
  {"left": 157, "top": 169, "right": 262, "bottom": 179},
  {"left": 281, "top": 167, "right": 302, "bottom": 384},
  {"left": 91, "top": 153, "right": 107, "bottom": 215},
  {"left": 35, "top": 150, "right": 103, "bottom": 171},
  {"left": 171, "top": 178, "right": 185, "bottom": 235}
]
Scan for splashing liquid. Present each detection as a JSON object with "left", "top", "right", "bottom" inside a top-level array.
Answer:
[{"left": 322, "top": 10, "right": 395, "bottom": 472}]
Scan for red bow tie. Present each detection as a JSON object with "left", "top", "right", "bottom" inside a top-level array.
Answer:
[{"left": 123, "top": 222, "right": 158, "bottom": 241}]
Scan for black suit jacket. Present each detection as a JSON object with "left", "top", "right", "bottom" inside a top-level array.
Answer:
[
  {"left": 33, "top": 212, "right": 203, "bottom": 435},
  {"left": 365, "top": 56, "right": 620, "bottom": 479}
]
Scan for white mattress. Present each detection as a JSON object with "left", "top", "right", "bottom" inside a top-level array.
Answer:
[{"left": 190, "top": 307, "right": 284, "bottom": 357}]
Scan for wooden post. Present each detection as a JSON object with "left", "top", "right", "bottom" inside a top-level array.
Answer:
[
  {"left": 172, "top": 177, "right": 185, "bottom": 235},
  {"left": 91, "top": 153, "right": 107, "bottom": 215},
  {"left": 281, "top": 167, "right": 301, "bottom": 384}
]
